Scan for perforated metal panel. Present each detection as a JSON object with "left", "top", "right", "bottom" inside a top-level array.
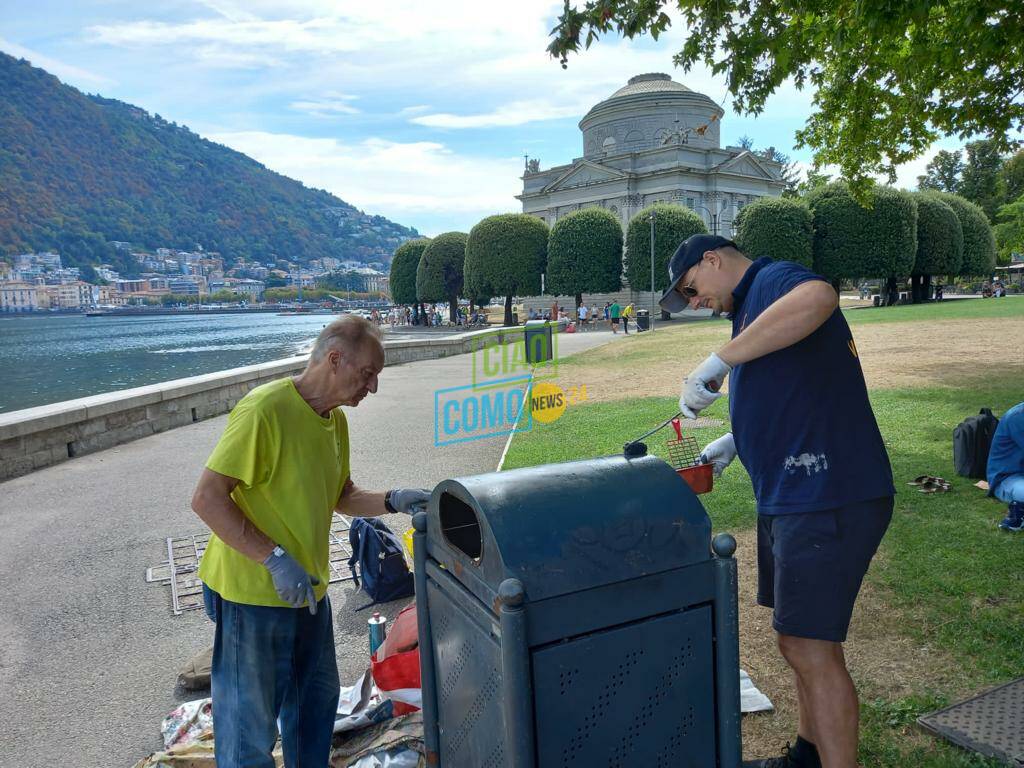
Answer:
[
  {"left": 918, "top": 677, "right": 1024, "bottom": 765},
  {"left": 427, "top": 579, "right": 506, "bottom": 767},
  {"left": 533, "top": 606, "right": 716, "bottom": 768}
]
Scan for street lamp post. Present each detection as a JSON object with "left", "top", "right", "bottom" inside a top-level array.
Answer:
[{"left": 649, "top": 208, "right": 656, "bottom": 332}]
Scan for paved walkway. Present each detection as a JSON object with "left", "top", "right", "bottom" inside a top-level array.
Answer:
[{"left": 0, "top": 328, "right": 623, "bottom": 767}]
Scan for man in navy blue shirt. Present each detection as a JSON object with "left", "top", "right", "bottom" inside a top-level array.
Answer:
[{"left": 660, "top": 235, "right": 895, "bottom": 768}]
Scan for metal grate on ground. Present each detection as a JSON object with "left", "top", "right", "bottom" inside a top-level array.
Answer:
[
  {"left": 146, "top": 513, "right": 356, "bottom": 615},
  {"left": 918, "top": 677, "right": 1024, "bottom": 766}
]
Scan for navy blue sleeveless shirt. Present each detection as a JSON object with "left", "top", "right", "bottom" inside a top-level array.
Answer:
[{"left": 728, "top": 258, "right": 894, "bottom": 515}]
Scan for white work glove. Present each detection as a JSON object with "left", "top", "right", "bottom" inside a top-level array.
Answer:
[
  {"left": 700, "top": 433, "right": 737, "bottom": 477},
  {"left": 679, "top": 353, "right": 732, "bottom": 419}
]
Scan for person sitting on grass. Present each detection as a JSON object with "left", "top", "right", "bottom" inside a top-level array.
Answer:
[{"left": 988, "top": 402, "right": 1024, "bottom": 532}]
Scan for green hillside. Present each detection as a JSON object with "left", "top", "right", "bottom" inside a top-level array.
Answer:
[{"left": 0, "top": 52, "right": 417, "bottom": 273}]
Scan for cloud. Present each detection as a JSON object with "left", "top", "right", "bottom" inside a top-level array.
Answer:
[
  {"left": 289, "top": 93, "right": 360, "bottom": 116},
  {"left": 412, "top": 99, "right": 587, "bottom": 129},
  {"left": 398, "top": 105, "right": 431, "bottom": 116},
  {"left": 205, "top": 130, "right": 522, "bottom": 234},
  {"left": 0, "top": 37, "right": 113, "bottom": 88}
]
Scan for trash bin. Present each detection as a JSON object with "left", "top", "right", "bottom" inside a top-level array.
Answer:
[
  {"left": 412, "top": 454, "right": 742, "bottom": 767},
  {"left": 635, "top": 309, "right": 650, "bottom": 331},
  {"left": 523, "top": 319, "right": 553, "bottom": 365}
]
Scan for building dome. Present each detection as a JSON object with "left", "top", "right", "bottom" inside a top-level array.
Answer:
[
  {"left": 607, "top": 73, "right": 693, "bottom": 99},
  {"left": 579, "top": 73, "right": 724, "bottom": 158}
]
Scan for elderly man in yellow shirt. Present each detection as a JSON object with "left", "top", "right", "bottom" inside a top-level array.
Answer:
[{"left": 191, "top": 315, "right": 429, "bottom": 768}]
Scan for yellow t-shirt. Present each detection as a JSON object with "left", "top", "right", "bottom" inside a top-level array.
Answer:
[{"left": 198, "top": 377, "right": 350, "bottom": 607}]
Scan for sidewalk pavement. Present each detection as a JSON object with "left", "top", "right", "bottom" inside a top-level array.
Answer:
[{"left": 0, "top": 327, "right": 624, "bottom": 767}]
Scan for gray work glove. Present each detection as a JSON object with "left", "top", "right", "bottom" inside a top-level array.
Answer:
[
  {"left": 386, "top": 488, "right": 431, "bottom": 515},
  {"left": 263, "top": 546, "right": 320, "bottom": 614},
  {"left": 700, "top": 432, "right": 737, "bottom": 478},
  {"left": 679, "top": 353, "right": 731, "bottom": 419}
]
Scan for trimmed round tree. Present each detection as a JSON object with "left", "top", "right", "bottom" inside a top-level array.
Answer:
[
  {"left": 733, "top": 197, "right": 813, "bottom": 267},
  {"left": 390, "top": 238, "right": 430, "bottom": 320},
  {"left": 465, "top": 214, "right": 548, "bottom": 327},
  {"left": 416, "top": 231, "right": 468, "bottom": 322},
  {"left": 807, "top": 183, "right": 917, "bottom": 298},
  {"left": 927, "top": 191, "right": 997, "bottom": 277},
  {"left": 911, "top": 193, "right": 963, "bottom": 302},
  {"left": 625, "top": 203, "right": 707, "bottom": 292},
  {"left": 547, "top": 208, "right": 623, "bottom": 310}
]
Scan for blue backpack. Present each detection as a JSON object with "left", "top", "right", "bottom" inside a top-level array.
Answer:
[{"left": 348, "top": 518, "right": 415, "bottom": 609}]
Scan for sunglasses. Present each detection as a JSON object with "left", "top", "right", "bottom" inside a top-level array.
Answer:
[{"left": 678, "top": 260, "right": 704, "bottom": 299}]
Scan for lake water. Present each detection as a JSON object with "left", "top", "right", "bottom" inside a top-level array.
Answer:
[{"left": 0, "top": 312, "right": 404, "bottom": 413}]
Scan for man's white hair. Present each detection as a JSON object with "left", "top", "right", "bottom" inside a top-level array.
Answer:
[{"left": 310, "top": 315, "right": 383, "bottom": 363}]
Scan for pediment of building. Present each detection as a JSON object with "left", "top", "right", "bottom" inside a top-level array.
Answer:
[
  {"left": 542, "top": 160, "right": 629, "bottom": 192},
  {"left": 713, "top": 151, "right": 776, "bottom": 180}
]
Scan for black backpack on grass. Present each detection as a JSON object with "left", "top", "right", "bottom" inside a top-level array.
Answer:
[{"left": 953, "top": 408, "right": 1000, "bottom": 479}]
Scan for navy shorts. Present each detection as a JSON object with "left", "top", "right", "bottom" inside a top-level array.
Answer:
[{"left": 757, "top": 496, "right": 893, "bottom": 643}]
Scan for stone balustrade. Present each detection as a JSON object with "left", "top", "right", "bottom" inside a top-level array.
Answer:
[{"left": 0, "top": 326, "right": 530, "bottom": 481}]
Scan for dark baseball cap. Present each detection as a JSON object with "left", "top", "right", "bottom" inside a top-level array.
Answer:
[{"left": 658, "top": 234, "right": 738, "bottom": 313}]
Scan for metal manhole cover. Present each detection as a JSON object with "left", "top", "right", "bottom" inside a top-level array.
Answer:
[
  {"left": 146, "top": 513, "right": 356, "bottom": 615},
  {"left": 918, "top": 677, "right": 1024, "bottom": 766}
]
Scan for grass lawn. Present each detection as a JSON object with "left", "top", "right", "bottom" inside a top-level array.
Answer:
[
  {"left": 843, "top": 295, "right": 1024, "bottom": 325},
  {"left": 502, "top": 303, "right": 1023, "bottom": 767}
]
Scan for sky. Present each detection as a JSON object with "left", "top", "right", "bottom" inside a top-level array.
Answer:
[{"left": 2, "top": 0, "right": 962, "bottom": 236}]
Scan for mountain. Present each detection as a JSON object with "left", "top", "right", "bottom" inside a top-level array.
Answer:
[{"left": 0, "top": 52, "right": 418, "bottom": 274}]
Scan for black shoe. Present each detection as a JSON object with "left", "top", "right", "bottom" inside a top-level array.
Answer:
[{"left": 743, "top": 738, "right": 821, "bottom": 768}]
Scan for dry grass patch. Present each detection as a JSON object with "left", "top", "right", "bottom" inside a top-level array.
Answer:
[{"left": 557, "top": 315, "right": 1024, "bottom": 405}]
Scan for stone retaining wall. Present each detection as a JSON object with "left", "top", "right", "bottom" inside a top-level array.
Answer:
[{"left": 0, "top": 326, "right": 530, "bottom": 482}]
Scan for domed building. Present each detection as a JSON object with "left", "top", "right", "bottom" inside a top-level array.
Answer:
[{"left": 519, "top": 73, "right": 786, "bottom": 236}]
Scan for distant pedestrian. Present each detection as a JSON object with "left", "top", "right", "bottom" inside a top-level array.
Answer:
[
  {"left": 622, "top": 303, "right": 634, "bottom": 334},
  {"left": 609, "top": 300, "right": 621, "bottom": 334},
  {"left": 577, "top": 303, "right": 589, "bottom": 331},
  {"left": 190, "top": 317, "right": 429, "bottom": 768}
]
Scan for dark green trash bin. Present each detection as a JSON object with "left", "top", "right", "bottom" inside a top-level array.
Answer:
[
  {"left": 523, "top": 319, "right": 553, "bottom": 364},
  {"left": 636, "top": 309, "right": 650, "bottom": 331}
]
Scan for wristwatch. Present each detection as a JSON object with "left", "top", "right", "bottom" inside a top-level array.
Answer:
[{"left": 384, "top": 489, "right": 397, "bottom": 514}]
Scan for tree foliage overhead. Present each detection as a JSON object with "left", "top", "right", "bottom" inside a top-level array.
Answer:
[
  {"left": 733, "top": 197, "right": 813, "bottom": 267},
  {"left": 0, "top": 53, "right": 417, "bottom": 270},
  {"left": 389, "top": 238, "right": 430, "bottom": 305},
  {"left": 807, "top": 183, "right": 917, "bottom": 281},
  {"left": 547, "top": 208, "right": 623, "bottom": 301},
  {"left": 928, "top": 191, "right": 997, "bottom": 276},
  {"left": 416, "top": 232, "right": 468, "bottom": 318},
  {"left": 548, "top": 1, "right": 1024, "bottom": 201},
  {"left": 912, "top": 193, "right": 963, "bottom": 276},
  {"left": 464, "top": 213, "right": 548, "bottom": 300},
  {"left": 625, "top": 203, "right": 707, "bottom": 292}
]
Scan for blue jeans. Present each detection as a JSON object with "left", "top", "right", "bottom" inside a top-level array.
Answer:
[
  {"left": 203, "top": 585, "right": 340, "bottom": 768},
  {"left": 993, "top": 473, "right": 1024, "bottom": 504}
]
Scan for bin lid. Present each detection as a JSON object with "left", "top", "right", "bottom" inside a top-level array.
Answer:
[{"left": 425, "top": 454, "right": 712, "bottom": 602}]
